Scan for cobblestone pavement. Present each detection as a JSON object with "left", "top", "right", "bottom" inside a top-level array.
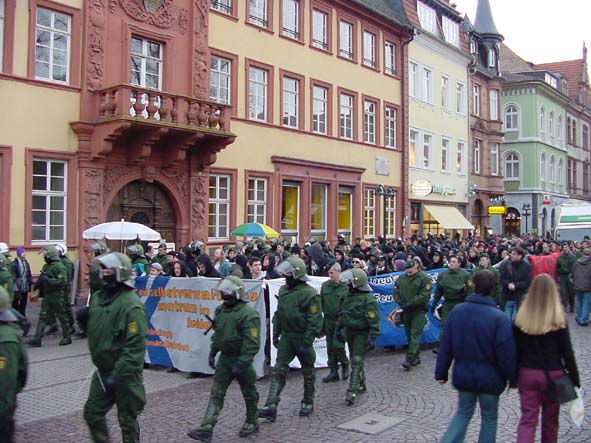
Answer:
[{"left": 13, "top": 303, "right": 591, "bottom": 443}]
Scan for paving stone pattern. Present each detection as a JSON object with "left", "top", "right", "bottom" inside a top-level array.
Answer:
[{"left": 13, "top": 308, "right": 591, "bottom": 443}]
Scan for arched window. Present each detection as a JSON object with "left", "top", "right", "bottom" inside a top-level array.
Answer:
[
  {"left": 487, "top": 48, "right": 497, "bottom": 68},
  {"left": 504, "top": 152, "right": 520, "bottom": 179},
  {"left": 549, "top": 111, "right": 555, "bottom": 141},
  {"left": 557, "top": 115, "right": 563, "bottom": 146},
  {"left": 567, "top": 117, "right": 572, "bottom": 143},
  {"left": 540, "top": 106, "right": 546, "bottom": 138},
  {"left": 540, "top": 153, "right": 546, "bottom": 181},
  {"left": 549, "top": 155, "right": 555, "bottom": 183},
  {"left": 558, "top": 158, "right": 563, "bottom": 185},
  {"left": 504, "top": 105, "right": 518, "bottom": 130}
]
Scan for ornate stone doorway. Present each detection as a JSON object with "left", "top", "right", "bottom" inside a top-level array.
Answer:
[{"left": 107, "top": 179, "right": 177, "bottom": 243}]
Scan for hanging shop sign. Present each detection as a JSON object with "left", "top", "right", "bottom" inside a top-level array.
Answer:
[
  {"left": 412, "top": 180, "right": 433, "bottom": 197},
  {"left": 488, "top": 206, "right": 507, "bottom": 215}
]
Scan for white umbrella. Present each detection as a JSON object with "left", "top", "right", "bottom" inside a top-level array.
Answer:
[{"left": 82, "top": 219, "right": 161, "bottom": 241}]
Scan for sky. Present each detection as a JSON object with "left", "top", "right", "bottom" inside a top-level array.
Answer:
[{"left": 451, "top": 0, "right": 591, "bottom": 65}]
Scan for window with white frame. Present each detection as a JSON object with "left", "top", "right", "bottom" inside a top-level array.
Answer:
[
  {"left": 583, "top": 124, "right": 589, "bottom": 150},
  {"left": 504, "top": 153, "right": 519, "bottom": 179},
  {"left": 130, "top": 36, "right": 162, "bottom": 90},
  {"left": 249, "top": 0, "right": 268, "bottom": 27},
  {"left": 211, "top": 0, "right": 232, "bottom": 14},
  {"left": 504, "top": 105, "right": 518, "bottom": 130},
  {"left": 339, "top": 21, "right": 353, "bottom": 59},
  {"left": 248, "top": 66, "right": 267, "bottom": 121},
  {"left": 423, "top": 133, "right": 433, "bottom": 169},
  {"left": 441, "top": 138, "right": 450, "bottom": 172},
  {"left": 384, "top": 41, "right": 395, "bottom": 75},
  {"left": 549, "top": 111, "right": 555, "bottom": 142},
  {"left": 363, "top": 188, "right": 376, "bottom": 238},
  {"left": 282, "top": 0, "right": 299, "bottom": 39},
  {"left": 32, "top": 159, "right": 67, "bottom": 242},
  {"left": 339, "top": 93, "right": 353, "bottom": 139},
  {"left": 417, "top": 1, "right": 436, "bottom": 34},
  {"left": 208, "top": 174, "right": 230, "bottom": 239},
  {"left": 488, "top": 47, "right": 497, "bottom": 68},
  {"left": 456, "top": 81, "right": 466, "bottom": 114},
  {"left": 422, "top": 67, "right": 433, "bottom": 103},
  {"left": 558, "top": 158, "right": 563, "bottom": 185},
  {"left": 384, "top": 193, "right": 397, "bottom": 237},
  {"left": 540, "top": 153, "right": 546, "bottom": 181},
  {"left": 489, "top": 89, "right": 498, "bottom": 120},
  {"left": 247, "top": 177, "right": 267, "bottom": 223},
  {"left": 210, "top": 55, "right": 231, "bottom": 105},
  {"left": 312, "top": 85, "right": 328, "bottom": 134},
  {"left": 35, "top": 7, "right": 71, "bottom": 83},
  {"left": 385, "top": 106, "right": 397, "bottom": 148},
  {"left": 409, "top": 129, "right": 418, "bottom": 167},
  {"left": 442, "top": 16, "right": 459, "bottom": 47},
  {"left": 409, "top": 61, "right": 418, "bottom": 98},
  {"left": 0, "top": 0, "right": 4, "bottom": 70},
  {"left": 473, "top": 140, "right": 481, "bottom": 174},
  {"left": 364, "top": 100, "right": 376, "bottom": 144},
  {"left": 490, "top": 143, "right": 499, "bottom": 176},
  {"left": 557, "top": 115, "right": 563, "bottom": 146},
  {"left": 457, "top": 141, "right": 466, "bottom": 174},
  {"left": 282, "top": 76, "right": 299, "bottom": 128},
  {"left": 540, "top": 106, "right": 546, "bottom": 139},
  {"left": 311, "top": 9, "right": 328, "bottom": 50},
  {"left": 549, "top": 156, "right": 555, "bottom": 183},
  {"left": 363, "top": 31, "right": 376, "bottom": 68},
  {"left": 441, "top": 75, "right": 450, "bottom": 109},
  {"left": 473, "top": 83, "right": 481, "bottom": 116}
]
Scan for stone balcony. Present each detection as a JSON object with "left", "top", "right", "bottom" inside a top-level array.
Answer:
[{"left": 73, "top": 84, "right": 236, "bottom": 165}]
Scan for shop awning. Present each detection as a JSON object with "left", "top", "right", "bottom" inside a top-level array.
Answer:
[{"left": 424, "top": 205, "right": 474, "bottom": 230}]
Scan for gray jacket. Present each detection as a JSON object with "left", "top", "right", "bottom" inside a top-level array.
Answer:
[{"left": 572, "top": 256, "right": 591, "bottom": 291}]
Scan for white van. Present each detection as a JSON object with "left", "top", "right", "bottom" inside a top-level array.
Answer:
[{"left": 555, "top": 204, "right": 591, "bottom": 241}]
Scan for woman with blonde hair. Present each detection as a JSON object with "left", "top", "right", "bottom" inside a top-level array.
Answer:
[{"left": 513, "top": 273, "right": 580, "bottom": 443}]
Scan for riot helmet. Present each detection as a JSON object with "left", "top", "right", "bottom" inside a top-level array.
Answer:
[
  {"left": 275, "top": 256, "right": 309, "bottom": 281},
  {"left": 55, "top": 243, "right": 68, "bottom": 256},
  {"left": 216, "top": 275, "right": 249, "bottom": 302},
  {"left": 188, "top": 240, "right": 205, "bottom": 256},
  {"left": 0, "top": 254, "right": 9, "bottom": 271},
  {"left": 0, "top": 242, "right": 9, "bottom": 255},
  {"left": 340, "top": 268, "right": 372, "bottom": 292},
  {"left": 96, "top": 252, "right": 135, "bottom": 289},
  {"left": 126, "top": 244, "right": 144, "bottom": 259},
  {"left": 40, "top": 245, "right": 61, "bottom": 262},
  {"left": 90, "top": 242, "right": 109, "bottom": 257}
]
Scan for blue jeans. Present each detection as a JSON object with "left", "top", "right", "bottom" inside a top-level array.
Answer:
[
  {"left": 576, "top": 291, "right": 590, "bottom": 325},
  {"left": 441, "top": 391, "right": 499, "bottom": 443},
  {"left": 504, "top": 300, "right": 517, "bottom": 323}
]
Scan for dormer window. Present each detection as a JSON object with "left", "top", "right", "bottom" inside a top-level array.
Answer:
[
  {"left": 442, "top": 17, "right": 459, "bottom": 47},
  {"left": 417, "top": 1, "right": 436, "bottom": 34},
  {"left": 487, "top": 48, "right": 496, "bottom": 68},
  {"left": 470, "top": 38, "right": 477, "bottom": 55}
]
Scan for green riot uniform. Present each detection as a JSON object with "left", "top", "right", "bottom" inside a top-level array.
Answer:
[
  {"left": 0, "top": 323, "right": 28, "bottom": 442},
  {"left": 556, "top": 252, "right": 576, "bottom": 310},
  {"left": 338, "top": 287, "right": 380, "bottom": 403},
  {"left": 0, "top": 269, "right": 14, "bottom": 304},
  {"left": 320, "top": 280, "right": 349, "bottom": 377},
  {"left": 45, "top": 255, "right": 76, "bottom": 332},
  {"left": 474, "top": 265, "right": 502, "bottom": 305},
  {"left": 433, "top": 268, "right": 471, "bottom": 324},
  {"left": 150, "top": 254, "right": 168, "bottom": 268},
  {"left": 192, "top": 300, "right": 260, "bottom": 440},
  {"left": 262, "top": 281, "right": 322, "bottom": 417},
  {"left": 84, "top": 287, "right": 147, "bottom": 443},
  {"left": 394, "top": 270, "right": 432, "bottom": 363},
  {"left": 31, "top": 260, "right": 71, "bottom": 343}
]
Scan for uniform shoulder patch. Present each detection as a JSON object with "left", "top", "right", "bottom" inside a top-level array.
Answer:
[
  {"left": 250, "top": 328, "right": 258, "bottom": 338},
  {"left": 0, "top": 356, "right": 6, "bottom": 370},
  {"left": 309, "top": 304, "right": 318, "bottom": 314},
  {"left": 128, "top": 321, "right": 138, "bottom": 334},
  {"left": 425, "top": 283, "right": 432, "bottom": 291},
  {"left": 368, "top": 310, "right": 376, "bottom": 319}
]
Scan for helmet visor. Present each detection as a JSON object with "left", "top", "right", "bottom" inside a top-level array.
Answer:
[
  {"left": 216, "top": 278, "right": 243, "bottom": 296},
  {"left": 275, "top": 260, "right": 298, "bottom": 277},
  {"left": 339, "top": 270, "right": 355, "bottom": 285}
]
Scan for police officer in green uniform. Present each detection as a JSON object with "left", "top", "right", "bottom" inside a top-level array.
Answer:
[
  {"left": 0, "top": 286, "right": 28, "bottom": 443},
  {"left": 55, "top": 243, "right": 76, "bottom": 333},
  {"left": 394, "top": 260, "right": 432, "bottom": 370},
  {"left": 188, "top": 276, "right": 260, "bottom": 442},
  {"left": 0, "top": 255, "right": 14, "bottom": 304},
  {"left": 320, "top": 263, "right": 350, "bottom": 383},
  {"left": 83, "top": 252, "right": 147, "bottom": 443},
  {"left": 26, "top": 246, "right": 71, "bottom": 347},
  {"left": 474, "top": 253, "right": 502, "bottom": 306},
  {"left": 259, "top": 257, "right": 322, "bottom": 421},
  {"left": 126, "top": 244, "right": 150, "bottom": 275},
  {"left": 556, "top": 244, "right": 576, "bottom": 312},
  {"left": 151, "top": 244, "right": 169, "bottom": 268},
  {"left": 337, "top": 268, "right": 380, "bottom": 405},
  {"left": 432, "top": 255, "right": 472, "bottom": 325}
]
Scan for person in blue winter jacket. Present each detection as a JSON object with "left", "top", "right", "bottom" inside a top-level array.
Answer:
[{"left": 435, "top": 269, "right": 518, "bottom": 443}]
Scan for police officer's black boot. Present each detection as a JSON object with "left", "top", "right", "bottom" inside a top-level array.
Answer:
[
  {"left": 300, "top": 367, "right": 315, "bottom": 416},
  {"left": 240, "top": 389, "right": 259, "bottom": 437},
  {"left": 341, "top": 363, "right": 350, "bottom": 381},
  {"left": 188, "top": 398, "right": 220, "bottom": 442},
  {"left": 259, "top": 378, "right": 281, "bottom": 422},
  {"left": 187, "top": 428, "right": 212, "bottom": 442},
  {"left": 121, "top": 423, "right": 140, "bottom": 443},
  {"left": 345, "top": 364, "right": 361, "bottom": 405},
  {"left": 322, "top": 368, "right": 339, "bottom": 383},
  {"left": 25, "top": 337, "right": 42, "bottom": 347}
]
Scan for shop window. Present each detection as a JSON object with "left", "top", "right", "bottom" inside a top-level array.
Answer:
[
  {"left": 310, "top": 184, "right": 327, "bottom": 240},
  {"left": 281, "top": 182, "right": 300, "bottom": 243}
]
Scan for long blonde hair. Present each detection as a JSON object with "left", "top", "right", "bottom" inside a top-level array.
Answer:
[{"left": 514, "top": 273, "right": 566, "bottom": 335}]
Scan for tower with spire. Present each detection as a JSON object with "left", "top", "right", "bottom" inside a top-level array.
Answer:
[{"left": 469, "top": 0, "right": 504, "bottom": 76}]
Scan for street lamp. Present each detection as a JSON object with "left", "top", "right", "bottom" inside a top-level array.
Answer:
[{"left": 522, "top": 203, "right": 531, "bottom": 234}]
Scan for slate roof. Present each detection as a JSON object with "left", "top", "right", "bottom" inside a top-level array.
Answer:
[
  {"left": 500, "top": 44, "right": 532, "bottom": 75},
  {"left": 352, "top": 0, "right": 412, "bottom": 30},
  {"left": 473, "top": 0, "right": 501, "bottom": 37}
]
